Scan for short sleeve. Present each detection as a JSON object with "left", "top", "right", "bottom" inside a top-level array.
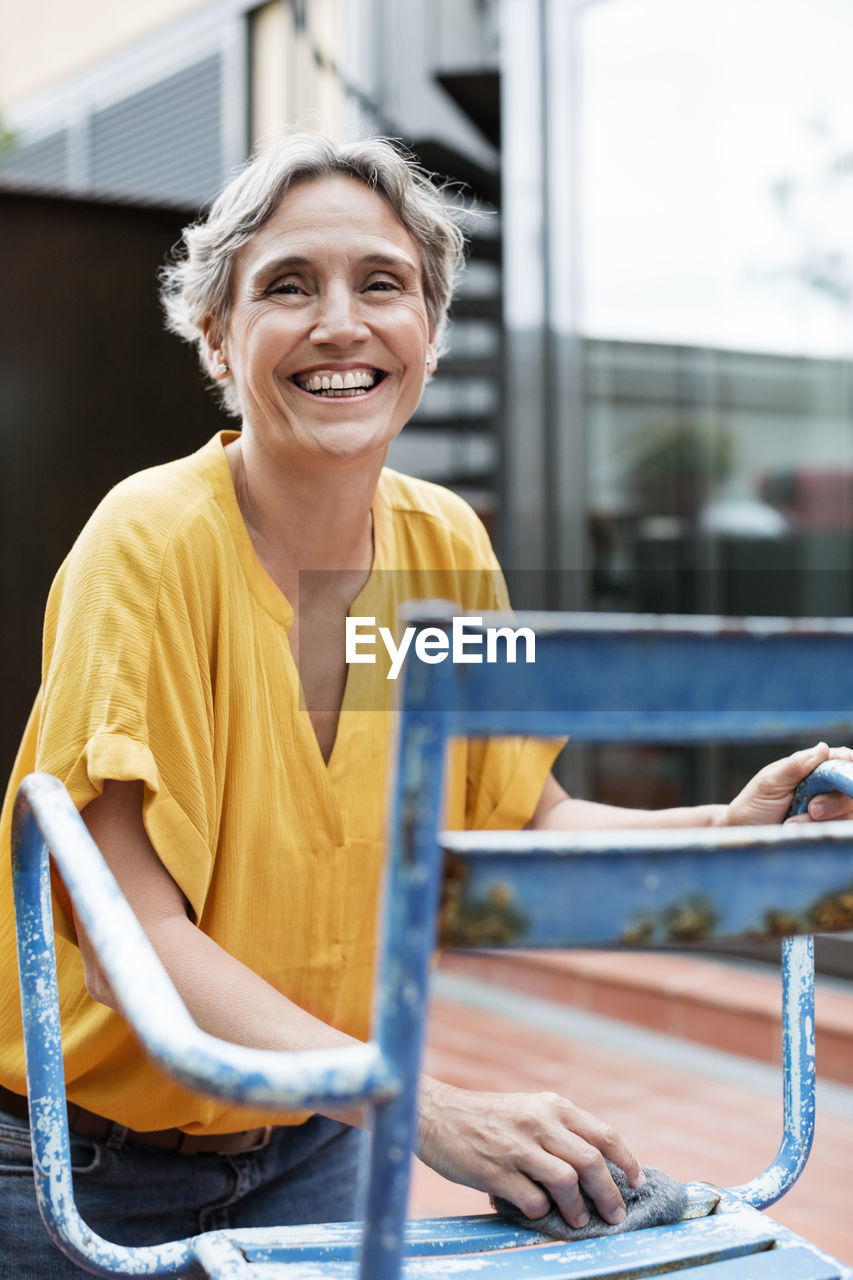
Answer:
[
  {"left": 36, "top": 494, "right": 218, "bottom": 934},
  {"left": 457, "top": 736, "right": 563, "bottom": 830}
]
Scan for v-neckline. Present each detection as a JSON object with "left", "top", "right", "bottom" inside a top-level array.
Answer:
[
  {"left": 329, "top": 491, "right": 393, "bottom": 777},
  {"left": 208, "top": 431, "right": 391, "bottom": 781}
]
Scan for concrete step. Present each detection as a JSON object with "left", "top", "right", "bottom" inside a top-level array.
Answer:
[{"left": 440, "top": 949, "right": 853, "bottom": 1086}]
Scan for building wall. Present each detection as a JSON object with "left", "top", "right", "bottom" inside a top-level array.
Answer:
[
  {"left": 0, "top": 0, "right": 504, "bottom": 522},
  {"left": 0, "top": 3, "right": 253, "bottom": 203},
  {"left": 250, "top": 0, "right": 345, "bottom": 150},
  {"left": 0, "top": 189, "right": 227, "bottom": 780},
  {"left": 0, "top": 0, "right": 212, "bottom": 108}
]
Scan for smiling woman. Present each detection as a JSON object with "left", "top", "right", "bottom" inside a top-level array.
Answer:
[
  {"left": 160, "top": 134, "right": 464, "bottom": 417},
  {"left": 206, "top": 175, "right": 435, "bottom": 471},
  {"left": 1, "top": 132, "right": 847, "bottom": 1277},
  {"left": 0, "top": 134, "right": 582, "bottom": 1273}
]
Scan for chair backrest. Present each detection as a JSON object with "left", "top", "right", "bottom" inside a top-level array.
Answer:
[
  {"left": 360, "top": 609, "right": 853, "bottom": 1278},
  {"left": 393, "top": 607, "right": 853, "bottom": 742},
  {"left": 388, "top": 608, "right": 853, "bottom": 949}
]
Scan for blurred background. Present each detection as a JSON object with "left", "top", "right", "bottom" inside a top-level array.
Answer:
[
  {"left": 2, "top": 0, "right": 853, "bottom": 968},
  {"left": 3, "top": 3, "right": 853, "bottom": 1259}
]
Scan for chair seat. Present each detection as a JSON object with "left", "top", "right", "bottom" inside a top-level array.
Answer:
[{"left": 191, "top": 1194, "right": 851, "bottom": 1279}]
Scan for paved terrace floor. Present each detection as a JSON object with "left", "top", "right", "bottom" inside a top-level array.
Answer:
[{"left": 408, "top": 957, "right": 853, "bottom": 1267}]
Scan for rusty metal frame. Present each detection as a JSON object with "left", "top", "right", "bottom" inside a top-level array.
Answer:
[{"left": 10, "top": 609, "right": 853, "bottom": 1277}]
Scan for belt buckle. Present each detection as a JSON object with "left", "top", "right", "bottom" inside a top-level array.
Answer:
[{"left": 243, "top": 1125, "right": 273, "bottom": 1153}]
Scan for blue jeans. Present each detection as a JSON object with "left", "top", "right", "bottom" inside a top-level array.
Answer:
[{"left": 0, "top": 1106, "right": 365, "bottom": 1278}]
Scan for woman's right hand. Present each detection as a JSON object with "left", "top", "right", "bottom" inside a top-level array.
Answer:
[{"left": 416, "top": 1078, "right": 643, "bottom": 1229}]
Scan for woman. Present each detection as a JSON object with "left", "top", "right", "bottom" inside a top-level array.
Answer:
[{"left": 0, "top": 134, "right": 849, "bottom": 1277}]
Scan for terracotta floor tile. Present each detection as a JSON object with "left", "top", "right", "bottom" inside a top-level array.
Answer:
[
  {"left": 441, "top": 951, "right": 853, "bottom": 1088},
  {"left": 409, "top": 988, "right": 853, "bottom": 1267}
]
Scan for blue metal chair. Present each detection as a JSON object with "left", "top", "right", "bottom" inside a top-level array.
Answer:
[{"left": 12, "top": 610, "right": 853, "bottom": 1278}]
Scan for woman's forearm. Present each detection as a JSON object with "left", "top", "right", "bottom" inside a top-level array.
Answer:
[
  {"left": 78, "top": 779, "right": 367, "bottom": 1125},
  {"left": 529, "top": 743, "right": 853, "bottom": 832},
  {"left": 87, "top": 908, "right": 369, "bottom": 1128},
  {"left": 534, "top": 795, "right": 726, "bottom": 830}
]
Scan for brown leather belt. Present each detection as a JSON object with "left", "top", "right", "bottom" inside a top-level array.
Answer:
[{"left": 0, "top": 1083, "right": 273, "bottom": 1156}]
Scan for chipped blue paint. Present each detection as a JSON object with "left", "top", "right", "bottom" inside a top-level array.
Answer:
[
  {"left": 790, "top": 759, "right": 853, "bottom": 818},
  {"left": 180, "top": 1199, "right": 851, "bottom": 1277},
  {"left": 194, "top": 1235, "right": 256, "bottom": 1279},
  {"left": 11, "top": 775, "right": 399, "bottom": 1276},
  {"left": 732, "top": 762, "right": 849, "bottom": 1208},
  {"left": 10, "top": 610, "right": 853, "bottom": 1277},
  {"left": 728, "top": 936, "right": 817, "bottom": 1209},
  {"left": 396, "top": 606, "right": 853, "bottom": 743},
  {"left": 360, "top": 700, "right": 454, "bottom": 1280},
  {"left": 14, "top": 776, "right": 397, "bottom": 1114},
  {"left": 376, "top": 610, "right": 853, "bottom": 1276},
  {"left": 440, "top": 821, "right": 853, "bottom": 947}
]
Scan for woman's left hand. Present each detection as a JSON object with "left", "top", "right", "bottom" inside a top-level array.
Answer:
[
  {"left": 416, "top": 1079, "right": 642, "bottom": 1228},
  {"left": 724, "top": 742, "right": 853, "bottom": 826}
]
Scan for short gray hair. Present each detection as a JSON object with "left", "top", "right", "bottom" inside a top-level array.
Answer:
[{"left": 160, "top": 134, "right": 468, "bottom": 416}]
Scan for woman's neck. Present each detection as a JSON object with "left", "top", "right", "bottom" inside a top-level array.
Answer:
[{"left": 224, "top": 432, "right": 381, "bottom": 584}]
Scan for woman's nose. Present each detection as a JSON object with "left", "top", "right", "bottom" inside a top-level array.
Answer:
[{"left": 310, "top": 286, "right": 370, "bottom": 346}]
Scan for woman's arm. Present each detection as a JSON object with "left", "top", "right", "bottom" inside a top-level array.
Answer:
[
  {"left": 77, "top": 779, "right": 641, "bottom": 1230},
  {"left": 528, "top": 742, "right": 853, "bottom": 831},
  {"left": 77, "top": 781, "right": 367, "bottom": 1108}
]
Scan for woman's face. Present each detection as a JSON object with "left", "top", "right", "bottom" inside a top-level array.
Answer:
[{"left": 212, "top": 175, "right": 435, "bottom": 467}]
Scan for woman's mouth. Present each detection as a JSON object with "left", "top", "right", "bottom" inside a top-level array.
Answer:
[{"left": 292, "top": 368, "right": 386, "bottom": 398}]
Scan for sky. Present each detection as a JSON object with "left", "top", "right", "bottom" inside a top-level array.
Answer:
[{"left": 578, "top": 0, "right": 853, "bottom": 358}]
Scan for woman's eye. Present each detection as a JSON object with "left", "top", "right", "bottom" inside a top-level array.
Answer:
[
  {"left": 268, "top": 280, "right": 304, "bottom": 296},
  {"left": 365, "top": 277, "right": 401, "bottom": 293}
]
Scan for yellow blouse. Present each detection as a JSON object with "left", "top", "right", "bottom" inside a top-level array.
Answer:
[{"left": 0, "top": 432, "right": 561, "bottom": 1134}]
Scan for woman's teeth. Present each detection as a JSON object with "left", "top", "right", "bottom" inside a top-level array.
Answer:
[{"left": 298, "top": 370, "right": 377, "bottom": 396}]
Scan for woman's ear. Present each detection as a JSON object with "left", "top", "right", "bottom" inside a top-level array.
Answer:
[
  {"left": 425, "top": 338, "right": 438, "bottom": 376},
  {"left": 202, "top": 317, "right": 230, "bottom": 380}
]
